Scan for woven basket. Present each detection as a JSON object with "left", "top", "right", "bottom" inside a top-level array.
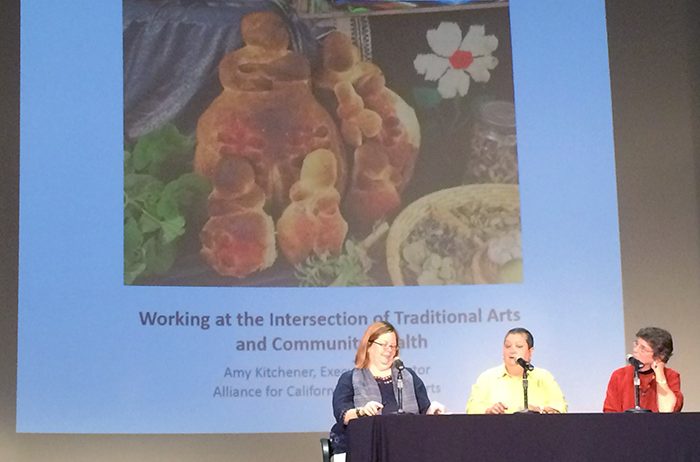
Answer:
[{"left": 386, "top": 184, "right": 520, "bottom": 286}]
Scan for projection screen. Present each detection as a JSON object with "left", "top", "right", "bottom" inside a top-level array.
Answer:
[{"left": 17, "top": 0, "right": 623, "bottom": 433}]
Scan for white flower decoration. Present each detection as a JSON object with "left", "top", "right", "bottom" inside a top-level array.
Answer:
[{"left": 414, "top": 23, "right": 499, "bottom": 99}]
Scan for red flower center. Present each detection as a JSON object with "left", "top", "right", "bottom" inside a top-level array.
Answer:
[{"left": 449, "top": 50, "right": 474, "bottom": 70}]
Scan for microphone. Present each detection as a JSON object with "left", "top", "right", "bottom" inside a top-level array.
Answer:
[
  {"left": 393, "top": 358, "right": 405, "bottom": 371},
  {"left": 626, "top": 354, "right": 644, "bottom": 370},
  {"left": 516, "top": 357, "right": 534, "bottom": 371}
]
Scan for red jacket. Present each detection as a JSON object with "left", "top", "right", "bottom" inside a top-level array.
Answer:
[{"left": 603, "top": 365, "right": 683, "bottom": 412}]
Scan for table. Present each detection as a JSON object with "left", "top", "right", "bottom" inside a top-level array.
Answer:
[{"left": 347, "top": 413, "right": 700, "bottom": 461}]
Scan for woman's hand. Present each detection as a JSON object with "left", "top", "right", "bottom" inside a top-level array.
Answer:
[
  {"left": 529, "top": 405, "right": 560, "bottom": 414},
  {"left": 485, "top": 402, "right": 507, "bottom": 414},
  {"left": 361, "top": 400, "right": 384, "bottom": 416},
  {"left": 427, "top": 401, "right": 446, "bottom": 415},
  {"left": 652, "top": 360, "right": 667, "bottom": 382},
  {"left": 344, "top": 400, "right": 384, "bottom": 424}
]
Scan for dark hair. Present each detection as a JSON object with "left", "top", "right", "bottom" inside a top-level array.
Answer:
[
  {"left": 636, "top": 327, "right": 674, "bottom": 362},
  {"left": 505, "top": 327, "right": 534, "bottom": 349},
  {"left": 354, "top": 321, "right": 399, "bottom": 368}
]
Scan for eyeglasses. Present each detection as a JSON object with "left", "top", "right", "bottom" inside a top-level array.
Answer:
[
  {"left": 633, "top": 340, "right": 653, "bottom": 354},
  {"left": 371, "top": 341, "right": 397, "bottom": 352}
]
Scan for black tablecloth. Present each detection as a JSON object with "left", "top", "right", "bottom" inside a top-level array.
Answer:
[{"left": 347, "top": 413, "right": 700, "bottom": 462}]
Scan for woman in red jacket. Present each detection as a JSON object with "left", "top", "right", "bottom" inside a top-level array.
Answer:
[{"left": 603, "top": 327, "right": 683, "bottom": 412}]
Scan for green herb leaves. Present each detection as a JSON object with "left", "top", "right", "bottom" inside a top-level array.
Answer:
[
  {"left": 124, "top": 124, "right": 211, "bottom": 284},
  {"left": 294, "top": 222, "right": 389, "bottom": 287},
  {"left": 294, "top": 239, "right": 375, "bottom": 287}
]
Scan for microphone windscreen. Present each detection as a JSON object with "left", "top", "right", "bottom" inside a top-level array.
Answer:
[
  {"left": 516, "top": 357, "right": 534, "bottom": 371},
  {"left": 626, "top": 354, "right": 644, "bottom": 370}
]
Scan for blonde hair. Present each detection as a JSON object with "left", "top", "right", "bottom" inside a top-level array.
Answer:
[{"left": 354, "top": 321, "right": 400, "bottom": 368}]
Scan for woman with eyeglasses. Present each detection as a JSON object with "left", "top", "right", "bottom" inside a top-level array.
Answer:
[
  {"left": 603, "top": 326, "right": 683, "bottom": 412},
  {"left": 328, "top": 321, "right": 445, "bottom": 462}
]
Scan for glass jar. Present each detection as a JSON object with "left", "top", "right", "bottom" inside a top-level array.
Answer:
[{"left": 464, "top": 100, "right": 518, "bottom": 184}]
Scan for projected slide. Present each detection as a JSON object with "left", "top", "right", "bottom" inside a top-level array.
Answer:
[{"left": 17, "top": 0, "right": 624, "bottom": 433}]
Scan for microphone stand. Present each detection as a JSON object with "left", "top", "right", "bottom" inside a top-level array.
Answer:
[
  {"left": 625, "top": 366, "right": 651, "bottom": 413},
  {"left": 517, "top": 368, "right": 537, "bottom": 414},
  {"left": 396, "top": 368, "right": 405, "bottom": 414}
]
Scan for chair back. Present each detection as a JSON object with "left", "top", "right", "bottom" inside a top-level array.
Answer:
[{"left": 320, "top": 437, "right": 331, "bottom": 462}]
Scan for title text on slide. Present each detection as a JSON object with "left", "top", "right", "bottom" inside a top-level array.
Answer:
[{"left": 137, "top": 307, "right": 520, "bottom": 331}]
